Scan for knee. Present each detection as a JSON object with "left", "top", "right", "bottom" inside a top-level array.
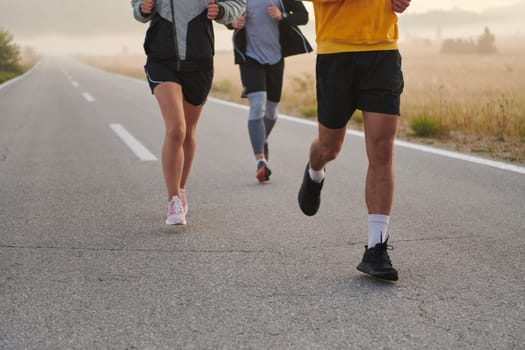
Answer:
[
  {"left": 369, "top": 155, "right": 393, "bottom": 170},
  {"left": 248, "top": 92, "right": 266, "bottom": 121},
  {"left": 165, "top": 124, "right": 186, "bottom": 144},
  {"left": 183, "top": 130, "right": 196, "bottom": 147},
  {"left": 319, "top": 141, "right": 342, "bottom": 162},
  {"left": 250, "top": 97, "right": 265, "bottom": 112},
  {"left": 265, "top": 101, "right": 279, "bottom": 120},
  {"left": 368, "top": 139, "right": 394, "bottom": 167}
]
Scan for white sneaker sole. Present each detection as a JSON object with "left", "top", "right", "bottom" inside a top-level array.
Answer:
[{"left": 165, "top": 217, "right": 187, "bottom": 225}]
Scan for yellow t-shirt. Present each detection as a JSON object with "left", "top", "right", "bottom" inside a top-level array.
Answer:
[{"left": 305, "top": 0, "right": 399, "bottom": 53}]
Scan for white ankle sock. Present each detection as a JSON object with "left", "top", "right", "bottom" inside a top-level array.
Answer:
[
  {"left": 308, "top": 166, "right": 325, "bottom": 183},
  {"left": 368, "top": 214, "right": 390, "bottom": 248}
]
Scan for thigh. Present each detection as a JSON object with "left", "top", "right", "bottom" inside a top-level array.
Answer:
[
  {"left": 239, "top": 58, "right": 267, "bottom": 96},
  {"left": 265, "top": 59, "right": 284, "bottom": 103},
  {"left": 363, "top": 112, "right": 399, "bottom": 162},
  {"left": 183, "top": 99, "right": 204, "bottom": 132},
  {"left": 316, "top": 53, "right": 357, "bottom": 129},
  {"left": 154, "top": 82, "right": 185, "bottom": 128}
]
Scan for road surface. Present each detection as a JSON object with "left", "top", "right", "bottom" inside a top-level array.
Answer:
[{"left": 1, "top": 58, "right": 524, "bottom": 349}]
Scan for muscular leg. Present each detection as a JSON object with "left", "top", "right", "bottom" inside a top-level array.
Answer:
[
  {"left": 356, "top": 111, "right": 399, "bottom": 281},
  {"left": 363, "top": 112, "right": 399, "bottom": 215},
  {"left": 154, "top": 82, "right": 186, "bottom": 201},
  {"left": 298, "top": 123, "right": 346, "bottom": 216}
]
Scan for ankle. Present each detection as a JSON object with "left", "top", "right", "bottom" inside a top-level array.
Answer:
[{"left": 308, "top": 166, "right": 325, "bottom": 183}]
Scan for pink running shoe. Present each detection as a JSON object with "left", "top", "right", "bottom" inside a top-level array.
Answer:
[
  {"left": 256, "top": 160, "right": 271, "bottom": 183},
  {"left": 180, "top": 188, "right": 188, "bottom": 215},
  {"left": 166, "top": 195, "right": 186, "bottom": 225}
]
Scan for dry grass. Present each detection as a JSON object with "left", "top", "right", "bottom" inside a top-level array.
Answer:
[
  {"left": 399, "top": 41, "right": 525, "bottom": 163},
  {"left": 79, "top": 41, "right": 525, "bottom": 165}
]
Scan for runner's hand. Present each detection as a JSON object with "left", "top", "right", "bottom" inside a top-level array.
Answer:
[
  {"left": 140, "top": 0, "right": 155, "bottom": 15},
  {"left": 208, "top": 0, "right": 220, "bottom": 20},
  {"left": 391, "top": 0, "right": 410, "bottom": 13},
  {"left": 268, "top": 0, "right": 283, "bottom": 20},
  {"left": 231, "top": 14, "right": 246, "bottom": 29}
]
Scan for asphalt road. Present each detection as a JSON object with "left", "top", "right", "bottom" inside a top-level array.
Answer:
[{"left": 1, "top": 57, "right": 524, "bottom": 349}]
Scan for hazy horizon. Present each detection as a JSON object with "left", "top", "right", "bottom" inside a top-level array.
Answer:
[
  {"left": 2, "top": 1, "right": 524, "bottom": 56},
  {"left": 409, "top": 0, "right": 521, "bottom": 13}
]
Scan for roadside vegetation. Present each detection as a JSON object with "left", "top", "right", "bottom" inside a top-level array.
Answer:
[
  {"left": 0, "top": 28, "right": 23, "bottom": 83},
  {"left": 0, "top": 28, "right": 39, "bottom": 84}
]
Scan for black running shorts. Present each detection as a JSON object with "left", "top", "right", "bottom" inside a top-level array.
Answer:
[
  {"left": 144, "top": 57, "right": 213, "bottom": 106},
  {"left": 239, "top": 57, "right": 284, "bottom": 102},
  {"left": 316, "top": 50, "right": 404, "bottom": 129}
]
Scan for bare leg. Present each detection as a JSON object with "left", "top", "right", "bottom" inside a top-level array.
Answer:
[
  {"left": 309, "top": 123, "right": 347, "bottom": 170},
  {"left": 154, "top": 82, "right": 186, "bottom": 201},
  {"left": 298, "top": 123, "right": 346, "bottom": 216},
  {"left": 363, "top": 112, "right": 399, "bottom": 215},
  {"left": 180, "top": 100, "right": 204, "bottom": 189}
]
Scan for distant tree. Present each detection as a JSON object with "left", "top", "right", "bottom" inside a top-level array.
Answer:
[
  {"left": 0, "top": 28, "right": 21, "bottom": 72},
  {"left": 477, "top": 26, "right": 497, "bottom": 54},
  {"left": 440, "top": 26, "right": 497, "bottom": 55},
  {"left": 440, "top": 38, "right": 476, "bottom": 54}
]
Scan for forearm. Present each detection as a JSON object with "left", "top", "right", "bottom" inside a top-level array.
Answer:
[{"left": 215, "top": 0, "right": 246, "bottom": 24}]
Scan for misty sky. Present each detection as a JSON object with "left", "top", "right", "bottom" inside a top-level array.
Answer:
[
  {"left": 410, "top": 0, "right": 520, "bottom": 12},
  {"left": 1, "top": 0, "right": 521, "bottom": 36},
  {"left": 0, "top": 0, "right": 522, "bottom": 55}
]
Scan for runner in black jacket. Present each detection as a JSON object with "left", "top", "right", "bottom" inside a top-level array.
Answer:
[
  {"left": 132, "top": 0, "right": 245, "bottom": 225},
  {"left": 229, "top": 0, "right": 312, "bottom": 183}
]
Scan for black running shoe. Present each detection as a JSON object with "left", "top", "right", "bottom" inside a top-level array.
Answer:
[
  {"left": 264, "top": 141, "right": 269, "bottom": 161},
  {"left": 298, "top": 163, "right": 324, "bottom": 216},
  {"left": 256, "top": 161, "right": 271, "bottom": 183},
  {"left": 356, "top": 239, "right": 398, "bottom": 281}
]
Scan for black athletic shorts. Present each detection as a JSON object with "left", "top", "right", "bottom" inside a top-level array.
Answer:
[
  {"left": 316, "top": 50, "right": 404, "bottom": 129},
  {"left": 239, "top": 56, "right": 284, "bottom": 102},
  {"left": 144, "top": 57, "right": 213, "bottom": 106}
]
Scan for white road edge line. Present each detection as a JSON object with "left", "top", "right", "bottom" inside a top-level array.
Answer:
[
  {"left": 207, "top": 97, "right": 525, "bottom": 175},
  {"left": 72, "top": 81, "right": 79, "bottom": 88},
  {"left": 110, "top": 123, "right": 157, "bottom": 161},
  {"left": 82, "top": 92, "right": 95, "bottom": 102}
]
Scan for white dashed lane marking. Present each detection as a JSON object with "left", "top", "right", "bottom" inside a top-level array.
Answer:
[
  {"left": 109, "top": 123, "right": 157, "bottom": 161},
  {"left": 82, "top": 92, "right": 95, "bottom": 102}
]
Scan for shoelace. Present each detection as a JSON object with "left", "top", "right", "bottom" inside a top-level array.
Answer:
[
  {"left": 168, "top": 197, "right": 184, "bottom": 215},
  {"left": 367, "top": 242, "right": 394, "bottom": 264},
  {"left": 377, "top": 243, "right": 394, "bottom": 264}
]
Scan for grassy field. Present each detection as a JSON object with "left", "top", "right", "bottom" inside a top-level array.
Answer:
[{"left": 79, "top": 40, "right": 525, "bottom": 165}]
